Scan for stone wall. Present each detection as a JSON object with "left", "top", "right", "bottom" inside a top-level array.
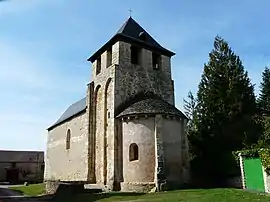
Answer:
[
  {"left": 120, "top": 116, "right": 156, "bottom": 192},
  {"left": 88, "top": 37, "right": 178, "bottom": 190},
  {"left": 118, "top": 115, "right": 188, "bottom": 192},
  {"left": 86, "top": 82, "right": 95, "bottom": 183},
  {"left": 0, "top": 150, "right": 44, "bottom": 182},
  {"left": 115, "top": 41, "right": 175, "bottom": 110},
  {"left": 154, "top": 114, "right": 166, "bottom": 191},
  {"left": 162, "top": 117, "right": 183, "bottom": 185},
  {"left": 44, "top": 112, "right": 88, "bottom": 182},
  {"left": 181, "top": 119, "right": 190, "bottom": 184},
  {"left": 91, "top": 43, "right": 117, "bottom": 189}
]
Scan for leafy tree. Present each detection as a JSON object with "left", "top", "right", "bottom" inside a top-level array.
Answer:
[
  {"left": 258, "top": 116, "right": 270, "bottom": 147},
  {"left": 191, "top": 36, "right": 261, "bottom": 184}
]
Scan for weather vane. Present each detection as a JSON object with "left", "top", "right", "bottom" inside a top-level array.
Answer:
[{"left": 128, "top": 9, "right": 132, "bottom": 17}]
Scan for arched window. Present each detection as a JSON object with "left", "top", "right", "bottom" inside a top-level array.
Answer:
[
  {"left": 129, "top": 143, "right": 139, "bottom": 161},
  {"left": 66, "top": 129, "right": 71, "bottom": 150}
]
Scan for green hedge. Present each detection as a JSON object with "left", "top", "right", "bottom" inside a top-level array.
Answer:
[{"left": 234, "top": 148, "right": 270, "bottom": 175}]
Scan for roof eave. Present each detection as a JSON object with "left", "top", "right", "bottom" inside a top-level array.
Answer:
[
  {"left": 87, "top": 34, "right": 175, "bottom": 63},
  {"left": 87, "top": 35, "right": 119, "bottom": 62},
  {"left": 116, "top": 112, "right": 187, "bottom": 119},
  {"left": 47, "top": 108, "right": 87, "bottom": 131}
]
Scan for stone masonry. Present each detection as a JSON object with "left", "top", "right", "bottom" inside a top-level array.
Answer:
[{"left": 45, "top": 17, "right": 190, "bottom": 193}]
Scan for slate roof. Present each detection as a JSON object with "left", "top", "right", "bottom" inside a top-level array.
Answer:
[
  {"left": 88, "top": 17, "right": 175, "bottom": 62},
  {"left": 47, "top": 97, "right": 86, "bottom": 130},
  {"left": 116, "top": 98, "right": 188, "bottom": 119},
  {"left": 116, "top": 17, "right": 164, "bottom": 50}
]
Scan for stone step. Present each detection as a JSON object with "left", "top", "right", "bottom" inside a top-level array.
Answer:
[{"left": 84, "top": 184, "right": 110, "bottom": 192}]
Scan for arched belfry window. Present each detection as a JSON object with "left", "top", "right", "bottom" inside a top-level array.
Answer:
[
  {"left": 66, "top": 129, "right": 71, "bottom": 150},
  {"left": 129, "top": 143, "right": 139, "bottom": 161}
]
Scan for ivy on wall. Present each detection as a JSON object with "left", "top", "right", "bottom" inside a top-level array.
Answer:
[
  {"left": 234, "top": 148, "right": 270, "bottom": 175},
  {"left": 259, "top": 149, "right": 270, "bottom": 174}
]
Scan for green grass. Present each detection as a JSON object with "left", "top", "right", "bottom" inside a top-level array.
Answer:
[
  {"left": 8, "top": 184, "right": 270, "bottom": 201},
  {"left": 63, "top": 188, "right": 270, "bottom": 202},
  {"left": 9, "top": 183, "right": 45, "bottom": 196}
]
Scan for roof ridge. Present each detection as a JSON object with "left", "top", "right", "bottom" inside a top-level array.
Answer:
[
  {"left": 116, "top": 17, "right": 132, "bottom": 34},
  {"left": 88, "top": 17, "right": 175, "bottom": 62}
]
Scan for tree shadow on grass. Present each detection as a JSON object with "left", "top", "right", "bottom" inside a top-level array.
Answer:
[
  {"left": 1, "top": 183, "right": 145, "bottom": 202},
  {"left": 53, "top": 191, "right": 145, "bottom": 202}
]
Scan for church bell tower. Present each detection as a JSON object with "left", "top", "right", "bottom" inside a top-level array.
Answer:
[{"left": 86, "top": 17, "right": 183, "bottom": 191}]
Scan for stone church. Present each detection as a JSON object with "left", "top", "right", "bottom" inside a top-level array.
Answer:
[{"left": 44, "top": 17, "right": 190, "bottom": 193}]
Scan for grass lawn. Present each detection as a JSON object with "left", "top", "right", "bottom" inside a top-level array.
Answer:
[
  {"left": 8, "top": 184, "right": 270, "bottom": 201},
  {"left": 9, "top": 183, "right": 45, "bottom": 196},
  {"left": 69, "top": 189, "right": 270, "bottom": 202}
]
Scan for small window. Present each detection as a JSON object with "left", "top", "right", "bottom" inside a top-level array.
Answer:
[
  {"left": 131, "top": 46, "right": 140, "bottom": 65},
  {"left": 152, "top": 52, "right": 161, "bottom": 70},
  {"left": 107, "top": 48, "right": 112, "bottom": 67},
  {"left": 96, "top": 57, "right": 101, "bottom": 75},
  {"left": 129, "top": 143, "right": 139, "bottom": 161},
  {"left": 66, "top": 129, "right": 71, "bottom": 150}
]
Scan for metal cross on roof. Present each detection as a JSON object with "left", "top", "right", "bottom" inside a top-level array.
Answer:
[{"left": 128, "top": 9, "right": 132, "bottom": 17}]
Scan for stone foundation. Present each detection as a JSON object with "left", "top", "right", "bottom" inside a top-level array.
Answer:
[
  {"left": 120, "top": 182, "right": 156, "bottom": 193},
  {"left": 45, "top": 180, "right": 86, "bottom": 195},
  {"left": 45, "top": 180, "right": 61, "bottom": 195}
]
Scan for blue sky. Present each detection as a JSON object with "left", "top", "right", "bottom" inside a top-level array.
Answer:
[{"left": 1, "top": 0, "right": 269, "bottom": 151}]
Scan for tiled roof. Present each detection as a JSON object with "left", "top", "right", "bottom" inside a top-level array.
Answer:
[
  {"left": 116, "top": 17, "right": 164, "bottom": 50},
  {"left": 116, "top": 98, "right": 187, "bottom": 119},
  {"left": 47, "top": 97, "right": 86, "bottom": 130},
  {"left": 88, "top": 17, "right": 175, "bottom": 62}
]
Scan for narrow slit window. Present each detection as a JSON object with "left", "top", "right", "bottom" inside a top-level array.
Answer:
[
  {"left": 129, "top": 143, "right": 139, "bottom": 161},
  {"left": 107, "top": 48, "right": 112, "bottom": 67},
  {"left": 96, "top": 57, "right": 101, "bottom": 75},
  {"left": 66, "top": 129, "right": 71, "bottom": 150},
  {"left": 152, "top": 52, "right": 161, "bottom": 70}
]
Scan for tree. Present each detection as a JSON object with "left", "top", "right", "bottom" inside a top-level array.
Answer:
[
  {"left": 257, "top": 67, "right": 270, "bottom": 147},
  {"left": 258, "top": 67, "right": 270, "bottom": 112},
  {"left": 184, "top": 90, "right": 197, "bottom": 120},
  {"left": 191, "top": 36, "right": 260, "bottom": 183},
  {"left": 183, "top": 91, "right": 198, "bottom": 160}
]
